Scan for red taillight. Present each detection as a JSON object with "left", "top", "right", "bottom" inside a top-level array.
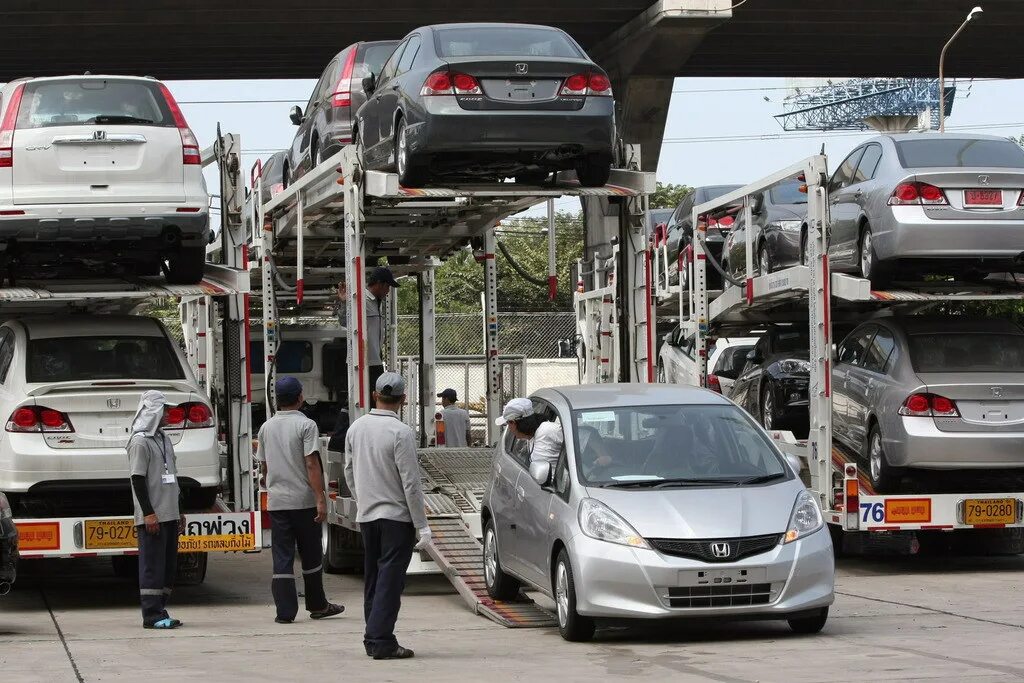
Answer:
[
  {"left": 707, "top": 374, "right": 722, "bottom": 393},
  {"left": 10, "top": 408, "right": 37, "bottom": 430},
  {"left": 0, "top": 210, "right": 25, "bottom": 216},
  {"left": 561, "top": 73, "right": 589, "bottom": 96},
  {"left": 158, "top": 83, "right": 201, "bottom": 166},
  {"left": 899, "top": 392, "right": 959, "bottom": 417},
  {"left": 421, "top": 72, "right": 454, "bottom": 96},
  {"left": 176, "top": 207, "right": 201, "bottom": 213},
  {"left": 164, "top": 406, "right": 186, "bottom": 428},
  {"left": 6, "top": 405, "right": 73, "bottom": 433},
  {"left": 186, "top": 403, "right": 214, "bottom": 428},
  {"left": 588, "top": 73, "right": 612, "bottom": 95},
  {"left": 331, "top": 47, "right": 359, "bottom": 108},
  {"left": 452, "top": 73, "right": 482, "bottom": 95},
  {"left": 40, "top": 409, "right": 65, "bottom": 428},
  {"left": 0, "top": 82, "right": 26, "bottom": 169},
  {"left": 889, "top": 181, "right": 948, "bottom": 206},
  {"left": 718, "top": 215, "right": 735, "bottom": 227}
]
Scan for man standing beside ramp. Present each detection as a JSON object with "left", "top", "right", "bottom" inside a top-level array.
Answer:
[
  {"left": 437, "top": 388, "right": 471, "bottom": 447},
  {"left": 345, "top": 372, "right": 431, "bottom": 660},
  {"left": 258, "top": 377, "right": 344, "bottom": 624}
]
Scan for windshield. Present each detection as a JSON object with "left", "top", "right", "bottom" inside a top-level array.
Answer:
[
  {"left": 27, "top": 336, "right": 184, "bottom": 383},
  {"left": 908, "top": 333, "right": 1024, "bottom": 372},
  {"left": 572, "top": 404, "right": 789, "bottom": 487},
  {"left": 773, "top": 329, "right": 809, "bottom": 354},
  {"left": 435, "top": 26, "right": 582, "bottom": 58},
  {"left": 17, "top": 79, "right": 175, "bottom": 129},
  {"left": 769, "top": 179, "right": 808, "bottom": 205},
  {"left": 895, "top": 139, "right": 1024, "bottom": 169}
]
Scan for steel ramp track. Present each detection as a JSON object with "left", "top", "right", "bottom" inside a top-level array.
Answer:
[{"left": 424, "top": 516, "right": 557, "bottom": 629}]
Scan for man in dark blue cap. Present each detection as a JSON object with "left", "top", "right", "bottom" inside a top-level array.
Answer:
[
  {"left": 337, "top": 266, "right": 400, "bottom": 408},
  {"left": 257, "top": 376, "right": 344, "bottom": 624}
]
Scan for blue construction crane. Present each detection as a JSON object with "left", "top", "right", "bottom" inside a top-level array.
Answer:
[{"left": 775, "top": 78, "right": 957, "bottom": 131}]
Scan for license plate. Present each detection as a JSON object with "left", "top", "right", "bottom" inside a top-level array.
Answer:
[
  {"left": 964, "top": 189, "right": 1002, "bottom": 206},
  {"left": 84, "top": 518, "right": 138, "bottom": 549},
  {"left": 963, "top": 498, "right": 1018, "bottom": 526},
  {"left": 679, "top": 566, "right": 768, "bottom": 586}
]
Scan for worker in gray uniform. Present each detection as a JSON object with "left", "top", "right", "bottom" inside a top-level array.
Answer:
[
  {"left": 128, "top": 390, "right": 185, "bottom": 630},
  {"left": 345, "top": 372, "right": 430, "bottom": 660},
  {"left": 437, "top": 388, "right": 471, "bottom": 447},
  {"left": 336, "top": 266, "right": 400, "bottom": 408},
  {"left": 258, "top": 376, "right": 345, "bottom": 624}
]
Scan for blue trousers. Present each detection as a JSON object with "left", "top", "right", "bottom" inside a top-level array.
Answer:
[
  {"left": 360, "top": 518, "right": 415, "bottom": 651},
  {"left": 137, "top": 521, "right": 178, "bottom": 626}
]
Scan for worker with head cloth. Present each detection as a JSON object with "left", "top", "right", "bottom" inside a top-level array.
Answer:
[
  {"left": 437, "top": 388, "right": 471, "bottom": 447},
  {"left": 344, "top": 372, "right": 430, "bottom": 660},
  {"left": 128, "top": 390, "right": 185, "bottom": 630},
  {"left": 257, "top": 376, "right": 344, "bottom": 624}
]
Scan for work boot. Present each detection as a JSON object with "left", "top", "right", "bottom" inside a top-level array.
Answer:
[{"left": 373, "top": 645, "right": 415, "bottom": 660}]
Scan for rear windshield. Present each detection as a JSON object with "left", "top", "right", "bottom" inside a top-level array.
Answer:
[
  {"left": 435, "top": 26, "right": 582, "bottom": 58},
  {"left": 16, "top": 79, "right": 175, "bottom": 129},
  {"left": 27, "top": 336, "right": 184, "bottom": 383},
  {"left": 908, "top": 333, "right": 1024, "bottom": 372},
  {"left": 769, "top": 179, "right": 808, "bottom": 205},
  {"left": 895, "top": 139, "right": 1024, "bottom": 169},
  {"left": 699, "top": 185, "right": 743, "bottom": 205},
  {"left": 358, "top": 43, "right": 400, "bottom": 78}
]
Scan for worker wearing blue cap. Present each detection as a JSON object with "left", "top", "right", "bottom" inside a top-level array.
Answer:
[{"left": 257, "top": 376, "right": 344, "bottom": 624}]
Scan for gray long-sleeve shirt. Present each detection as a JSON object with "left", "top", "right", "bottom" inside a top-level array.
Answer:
[
  {"left": 344, "top": 408, "right": 428, "bottom": 530},
  {"left": 336, "top": 290, "right": 385, "bottom": 368}
]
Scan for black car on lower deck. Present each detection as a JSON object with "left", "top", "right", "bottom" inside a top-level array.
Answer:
[
  {"left": 0, "top": 492, "right": 17, "bottom": 594},
  {"left": 355, "top": 23, "right": 616, "bottom": 187},
  {"left": 729, "top": 325, "right": 810, "bottom": 437},
  {"left": 663, "top": 185, "right": 743, "bottom": 290}
]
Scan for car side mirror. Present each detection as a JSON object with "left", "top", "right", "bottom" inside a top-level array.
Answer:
[
  {"left": 529, "top": 461, "right": 551, "bottom": 487},
  {"left": 362, "top": 74, "right": 376, "bottom": 95},
  {"left": 746, "top": 350, "right": 762, "bottom": 364},
  {"left": 751, "top": 192, "right": 765, "bottom": 215},
  {"left": 289, "top": 105, "right": 303, "bottom": 126},
  {"left": 785, "top": 453, "right": 802, "bottom": 476}
]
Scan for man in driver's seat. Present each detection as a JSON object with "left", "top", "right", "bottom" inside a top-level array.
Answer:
[{"left": 496, "top": 398, "right": 563, "bottom": 469}]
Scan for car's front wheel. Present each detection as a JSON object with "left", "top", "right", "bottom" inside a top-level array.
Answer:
[
  {"left": 395, "top": 118, "right": 427, "bottom": 187},
  {"left": 574, "top": 155, "right": 611, "bottom": 188},
  {"left": 166, "top": 246, "right": 206, "bottom": 285},
  {"left": 554, "top": 549, "right": 595, "bottom": 642},
  {"left": 788, "top": 607, "right": 828, "bottom": 634},
  {"left": 483, "top": 518, "right": 521, "bottom": 600},
  {"left": 760, "top": 383, "right": 777, "bottom": 431}
]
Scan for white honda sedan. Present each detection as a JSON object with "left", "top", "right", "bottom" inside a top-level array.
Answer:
[
  {"left": 659, "top": 327, "right": 758, "bottom": 397},
  {"left": 0, "top": 315, "right": 220, "bottom": 512}
]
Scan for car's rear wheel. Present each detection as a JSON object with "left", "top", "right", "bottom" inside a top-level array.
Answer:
[
  {"left": 483, "top": 519, "right": 521, "bottom": 600},
  {"left": 574, "top": 155, "right": 611, "bottom": 188},
  {"left": 166, "top": 246, "right": 206, "bottom": 285},
  {"left": 866, "top": 423, "right": 899, "bottom": 493},
  {"left": 799, "top": 228, "right": 808, "bottom": 265},
  {"left": 324, "top": 523, "right": 363, "bottom": 574},
  {"left": 555, "top": 549, "right": 594, "bottom": 641},
  {"left": 788, "top": 607, "right": 828, "bottom": 634},
  {"left": 859, "top": 224, "right": 892, "bottom": 286},
  {"left": 759, "top": 242, "right": 773, "bottom": 275},
  {"left": 395, "top": 118, "right": 427, "bottom": 187},
  {"left": 310, "top": 137, "right": 321, "bottom": 170}
]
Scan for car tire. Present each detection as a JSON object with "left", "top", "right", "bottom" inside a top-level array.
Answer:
[
  {"left": 395, "top": 118, "right": 427, "bottom": 187},
  {"left": 554, "top": 549, "right": 595, "bottom": 642},
  {"left": 858, "top": 224, "right": 892, "bottom": 286},
  {"left": 166, "top": 246, "right": 206, "bottom": 285},
  {"left": 175, "top": 552, "right": 208, "bottom": 586},
  {"left": 788, "top": 607, "right": 828, "bottom": 634},
  {"left": 759, "top": 242, "right": 773, "bottom": 275},
  {"left": 721, "top": 259, "right": 732, "bottom": 289},
  {"left": 760, "top": 383, "right": 778, "bottom": 431},
  {"left": 799, "top": 229, "right": 808, "bottom": 265},
  {"left": 282, "top": 160, "right": 290, "bottom": 190},
  {"left": 324, "top": 523, "right": 364, "bottom": 575},
  {"left": 574, "top": 156, "right": 611, "bottom": 188},
  {"left": 866, "top": 423, "right": 899, "bottom": 493},
  {"left": 483, "top": 519, "right": 521, "bottom": 601},
  {"left": 657, "top": 363, "right": 667, "bottom": 384},
  {"left": 310, "top": 137, "right": 321, "bottom": 170}
]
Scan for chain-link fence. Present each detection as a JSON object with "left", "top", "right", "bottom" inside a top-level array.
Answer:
[{"left": 397, "top": 312, "right": 574, "bottom": 359}]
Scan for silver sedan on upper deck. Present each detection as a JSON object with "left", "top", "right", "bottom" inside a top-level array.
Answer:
[{"left": 481, "top": 384, "right": 834, "bottom": 641}]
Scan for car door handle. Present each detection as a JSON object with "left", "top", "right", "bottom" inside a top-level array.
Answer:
[{"left": 515, "top": 486, "right": 525, "bottom": 501}]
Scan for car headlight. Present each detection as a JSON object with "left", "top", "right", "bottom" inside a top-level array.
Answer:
[
  {"left": 775, "top": 220, "right": 802, "bottom": 232},
  {"left": 0, "top": 493, "right": 11, "bottom": 520},
  {"left": 778, "top": 359, "right": 810, "bottom": 374},
  {"left": 784, "top": 490, "right": 823, "bottom": 543},
  {"left": 578, "top": 498, "right": 650, "bottom": 549}
]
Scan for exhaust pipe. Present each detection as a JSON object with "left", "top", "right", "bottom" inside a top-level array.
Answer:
[{"left": 0, "top": 581, "right": 11, "bottom": 596}]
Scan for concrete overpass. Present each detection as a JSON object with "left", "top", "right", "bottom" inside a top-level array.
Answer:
[{"left": 4, "top": 0, "right": 1023, "bottom": 169}]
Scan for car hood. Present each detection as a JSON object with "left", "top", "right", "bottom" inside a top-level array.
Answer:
[{"left": 585, "top": 481, "right": 800, "bottom": 539}]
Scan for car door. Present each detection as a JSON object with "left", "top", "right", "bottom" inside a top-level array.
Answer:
[
  {"left": 832, "top": 326, "right": 874, "bottom": 445},
  {"left": 377, "top": 34, "right": 422, "bottom": 162},
  {"left": 292, "top": 66, "right": 332, "bottom": 178},
  {"left": 838, "top": 325, "right": 878, "bottom": 448},
  {"left": 666, "top": 193, "right": 694, "bottom": 283},
  {"left": 828, "top": 147, "right": 866, "bottom": 265},
  {"left": 844, "top": 143, "right": 884, "bottom": 257},
  {"left": 490, "top": 427, "right": 528, "bottom": 577},
  {"left": 307, "top": 57, "right": 341, "bottom": 169},
  {"left": 731, "top": 336, "right": 768, "bottom": 415},
  {"left": 514, "top": 399, "right": 562, "bottom": 586},
  {"left": 850, "top": 324, "right": 897, "bottom": 448},
  {"left": 360, "top": 39, "right": 406, "bottom": 164}
]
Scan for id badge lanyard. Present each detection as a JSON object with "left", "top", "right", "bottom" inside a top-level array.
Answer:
[{"left": 156, "top": 435, "right": 176, "bottom": 485}]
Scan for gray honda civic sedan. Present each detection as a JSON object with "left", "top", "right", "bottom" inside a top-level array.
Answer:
[{"left": 481, "top": 384, "right": 834, "bottom": 641}]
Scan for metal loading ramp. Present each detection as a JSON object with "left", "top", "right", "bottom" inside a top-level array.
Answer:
[{"left": 417, "top": 448, "right": 557, "bottom": 629}]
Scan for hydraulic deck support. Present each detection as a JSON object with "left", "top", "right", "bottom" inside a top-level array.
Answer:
[
  {"left": 419, "top": 266, "right": 437, "bottom": 446},
  {"left": 483, "top": 226, "right": 500, "bottom": 446}
]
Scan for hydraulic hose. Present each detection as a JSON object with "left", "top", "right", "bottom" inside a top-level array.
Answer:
[
  {"left": 695, "top": 228, "right": 746, "bottom": 288},
  {"left": 496, "top": 240, "right": 548, "bottom": 289}
]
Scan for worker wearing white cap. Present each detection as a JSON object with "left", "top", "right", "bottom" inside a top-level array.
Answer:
[{"left": 495, "top": 398, "right": 564, "bottom": 469}]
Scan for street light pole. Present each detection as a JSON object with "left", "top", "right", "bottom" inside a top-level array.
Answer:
[{"left": 938, "top": 6, "right": 983, "bottom": 133}]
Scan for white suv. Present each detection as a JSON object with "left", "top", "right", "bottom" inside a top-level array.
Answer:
[
  {"left": 0, "top": 315, "right": 220, "bottom": 513},
  {"left": 0, "top": 75, "right": 210, "bottom": 283}
]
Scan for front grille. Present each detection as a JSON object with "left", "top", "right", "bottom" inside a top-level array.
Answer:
[
  {"left": 647, "top": 533, "right": 783, "bottom": 563},
  {"left": 668, "top": 583, "right": 772, "bottom": 608}
]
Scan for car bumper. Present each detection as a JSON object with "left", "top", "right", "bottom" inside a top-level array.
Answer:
[
  {"left": 411, "top": 97, "right": 615, "bottom": 155},
  {"left": 885, "top": 417, "right": 1024, "bottom": 469},
  {"left": 0, "top": 431, "right": 221, "bottom": 492},
  {"left": 569, "top": 527, "right": 834, "bottom": 620},
  {"left": 876, "top": 207, "right": 1024, "bottom": 261},
  {"left": 0, "top": 203, "right": 210, "bottom": 247}
]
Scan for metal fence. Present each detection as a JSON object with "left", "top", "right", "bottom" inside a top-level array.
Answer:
[{"left": 397, "top": 312, "right": 574, "bottom": 359}]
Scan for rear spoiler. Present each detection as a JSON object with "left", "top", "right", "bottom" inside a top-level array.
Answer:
[{"left": 25, "top": 380, "right": 198, "bottom": 398}]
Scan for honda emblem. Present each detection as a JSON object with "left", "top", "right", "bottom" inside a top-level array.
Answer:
[
  {"left": 978, "top": 174, "right": 990, "bottom": 185},
  {"left": 515, "top": 63, "right": 528, "bottom": 75},
  {"left": 991, "top": 386, "right": 1003, "bottom": 398},
  {"left": 711, "top": 542, "right": 731, "bottom": 558},
  {"left": 93, "top": 130, "right": 107, "bottom": 141},
  {"left": 107, "top": 398, "right": 121, "bottom": 409}
]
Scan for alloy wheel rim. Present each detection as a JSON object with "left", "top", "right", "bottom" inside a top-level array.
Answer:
[
  {"left": 555, "top": 562, "right": 569, "bottom": 627},
  {"left": 870, "top": 433, "right": 882, "bottom": 482},
  {"left": 760, "top": 246, "right": 770, "bottom": 274},
  {"left": 483, "top": 529, "right": 497, "bottom": 587},
  {"left": 397, "top": 125, "right": 408, "bottom": 177},
  {"left": 861, "top": 232, "right": 873, "bottom": 276},
  {"left": 763, "top": 392, "right": 774, "bottom": 429}
]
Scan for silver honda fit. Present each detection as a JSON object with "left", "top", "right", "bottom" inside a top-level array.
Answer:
[{"left": 481, "top": 384, "right": 834, "bottom": 641}]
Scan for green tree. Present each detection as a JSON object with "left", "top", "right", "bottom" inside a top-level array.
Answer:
[
  {"left": 650, "top": 182, "right": 692, "bottom": 209},
  {"left": 1012, "top": 134, "right": 1024, "bottom": 147}
]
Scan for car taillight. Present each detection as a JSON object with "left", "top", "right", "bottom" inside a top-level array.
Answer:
[
  {"left": 421, "top": 71, "right": 454, "bottom": 96},
  {"left": 707, "top": 374, "right": 722, "bottom": 393},
  {"left": 588, "top": 73, "right": 612, "bottom": 96},
  {"left": 1017, "top": 190, "right": 1024, "bottom": 206},
  {"left": 898, "top": 392, "right": 959, "bottom": 417},
  {"left": 560, "top": 73, "right": 589, "bottom": 96},
  {"left": 0, "top": 82, "right": 26, "bottom": 169},
  {"left": 6, "top": 405, "right": 73, "bottom": 433},
  {"left": 452, "top": 73, "right": 482, "bottom": 95},
  {"left": 331, "top": 47, "right": 359, "bottom": 109},
  {"left": 888, "top": 181, "right": 948, "bottom": 206},
  {"left": 158, "top": 83, "right": 202, "bottom": 165},
  {"left": 164, "top": 406, "right": 186, "bottom": 428},
  {"left": 718, "top": 215, "right": 735, "bottom": 227},
  {"left": 186, "top": 403, "right": 214, "bottom": 428}
]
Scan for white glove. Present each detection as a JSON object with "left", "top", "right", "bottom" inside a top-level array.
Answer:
[{"left": 415, "top": 528, "right": 432, "bottom": 550}]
